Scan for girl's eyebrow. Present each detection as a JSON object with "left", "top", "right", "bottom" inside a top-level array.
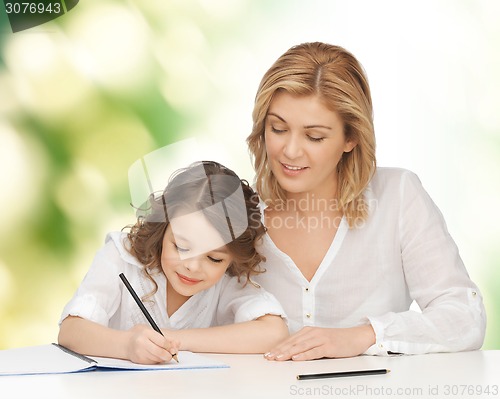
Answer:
[
  {"left": 266, "top": 112, "right": 332, "bottom": 130},
  {"left": 171, "top": 233, "right": 189, "bottom": 244},
  {"left": 210, "top": 246, "right": 229, "bottom": 255}
]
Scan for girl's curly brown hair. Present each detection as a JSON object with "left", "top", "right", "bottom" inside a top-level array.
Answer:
[{"left": 124, "top": 160, "right": 266, "bottom": 299}]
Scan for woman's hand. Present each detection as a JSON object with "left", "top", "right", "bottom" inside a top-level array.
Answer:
[
  {"left": 264, "top": 324, "right": 375, "bottom": 361},
  {"left": 126, "top": 324, "right": 180, "bottom": 364}
]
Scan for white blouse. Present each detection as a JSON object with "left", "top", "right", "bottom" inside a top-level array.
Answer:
[
  {"left": 60, "top": 232, "right": 286, "bottom": 330},
  {"left": 254, "top": 167, "right": 486, "bottom": 355}
]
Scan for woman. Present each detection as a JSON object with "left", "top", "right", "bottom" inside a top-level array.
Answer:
[{"left": 247, "top": 42, "right": 486, "bottom": 361}]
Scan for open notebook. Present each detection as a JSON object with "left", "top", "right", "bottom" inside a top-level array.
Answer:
[{"left": 0, "top": 344, "right": 228, "bottom": 376}]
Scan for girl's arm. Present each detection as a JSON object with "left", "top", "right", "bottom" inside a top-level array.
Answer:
[
  {"left": 165, "top": 314, "right": 288, "bottom": 353},
  {"left": 58, "top": 316, "right": 179, "bottom": 364}
]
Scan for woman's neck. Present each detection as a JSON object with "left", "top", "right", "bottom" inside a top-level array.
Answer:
[{"left": 280, "top": 186, "right": 340, "bottom": 217}]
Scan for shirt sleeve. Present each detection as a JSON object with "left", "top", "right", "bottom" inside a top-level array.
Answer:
[
  {"left": 365, "top": 171, "right": 486, "bottom": 355},
  {"left": 215, "top": 276, "right": 287, "bottom": 325},
  {"left": 58, "top": 239, "right": 123, "bottom": 326}
]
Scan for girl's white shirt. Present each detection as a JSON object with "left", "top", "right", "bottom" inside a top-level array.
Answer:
[
  {"left": 59, "top": 232, "right": 286, "bottom": 330},
  {"left": 254, "top": 167, "right": 486, "bottom": 355}
]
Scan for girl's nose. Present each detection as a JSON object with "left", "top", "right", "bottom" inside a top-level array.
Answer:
[{"left": 184, "top": 256, "right": 202, "bottom": 272}]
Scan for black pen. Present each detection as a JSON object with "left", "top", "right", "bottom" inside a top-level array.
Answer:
[
  {"left": 297, "top": 368, "right": 390, "bottom": 380},
  {"left": 119, "top": 272, "right": 179, "bottom": 363}
]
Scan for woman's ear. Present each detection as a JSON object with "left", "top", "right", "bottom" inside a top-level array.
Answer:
[{"left": 344, "top": 140, "right": 357, "bottom": 153}]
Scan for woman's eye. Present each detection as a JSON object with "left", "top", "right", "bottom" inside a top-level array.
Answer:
[
  {"left": 207, "top": 256, "right": 223, "bottom": 264},
  {"left": 271, "top": 126, "right": 287, "bottom": 134},
  {"left": 307, "top": 135, "right": 325, "bottom": 142}
]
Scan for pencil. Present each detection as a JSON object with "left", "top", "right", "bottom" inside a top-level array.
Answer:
[
  {"left": 297, "top": 368, "right": 390, "bottom": 380},
  {"left": 119, "top": 273, "right": 179, "bottom": 363}
]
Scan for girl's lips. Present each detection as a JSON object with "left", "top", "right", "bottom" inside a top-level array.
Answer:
[{"left": 176, "top": 273, "right": 201, "bottom": 285}]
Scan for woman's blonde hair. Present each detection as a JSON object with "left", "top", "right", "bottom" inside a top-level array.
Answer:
[{"left": 247, "top": 42, "right": 376, "bottom": 227}]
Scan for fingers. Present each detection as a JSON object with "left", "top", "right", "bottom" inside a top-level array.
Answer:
[
  {"left": 165, "top": 336, "right": 181, "bottom": 361},
  {"left": 288, "top": 346, "right": 325, "bottom": 361},
  {"left": 265, "top": 328, "right": 320, "bottom": 361},
  {"left": 264, "top": 326, "right": 375, "bottom": 361},
  {"left": 128, "top": 325, "right": 181, "bottom": 364},
  {"left": 148, "top": 331, "right": 181, "bottom": 363}
]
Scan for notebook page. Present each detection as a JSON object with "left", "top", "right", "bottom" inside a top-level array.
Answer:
[
  {"left": 92, "top": 351, "right": 228, "bottom": 370},
  {"left": 0, "top": 344, "right": 96, "bottom": 376}
]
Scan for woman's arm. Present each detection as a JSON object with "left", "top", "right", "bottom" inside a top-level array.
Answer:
[
  {"left": 166, "top": 314, "right": 288, "bottom": 354},
  {"left": 58, "top": 316, "right": 179, "bottom": 364},
  {"left": 373, "top": 171, "right": 486, "bottom": 354},
  {"left": 264, "top": 324, "right": 375, "bottom": 361}
]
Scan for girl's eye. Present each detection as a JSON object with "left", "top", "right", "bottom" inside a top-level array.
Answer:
[
  {"left": 174, "top": 243, "right": 189, "bottom": 253},
  {"left": 307, "top": 135, "right": 325, "bottom": 142},
  {"left": 207, "top": 256, "right": 223, "bottom": 264}
]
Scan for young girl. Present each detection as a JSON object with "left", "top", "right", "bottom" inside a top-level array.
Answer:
[{"left": 58, "top": 160, "right": 288, "bottom": 364}]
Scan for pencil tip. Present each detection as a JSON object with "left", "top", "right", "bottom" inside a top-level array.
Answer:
[
  {"left": 387, "top": 369, "right": 391, "bottom": 373},
  {"left": 172, "top": 354, "right": 179, "bottom": 363}
]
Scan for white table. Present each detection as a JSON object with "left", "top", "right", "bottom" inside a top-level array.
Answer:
[{"left": 2, "top": 350, "right": 498, "bottom": 399}]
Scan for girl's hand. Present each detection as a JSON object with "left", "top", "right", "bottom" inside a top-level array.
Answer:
[
  {"left": 126, "top": 324, "right": 180, "bottom": 364},
  {"left": 264, "top": 325, "right": 375, "bottom": 361}
]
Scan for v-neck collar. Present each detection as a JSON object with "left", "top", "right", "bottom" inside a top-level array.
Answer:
[{"left": 259, "top": 200, "right": 349, "bottom": 287}]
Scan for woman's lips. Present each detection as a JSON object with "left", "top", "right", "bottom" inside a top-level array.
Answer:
[{"left": 281, "top": 162, "right": 308, "bottom": 176}]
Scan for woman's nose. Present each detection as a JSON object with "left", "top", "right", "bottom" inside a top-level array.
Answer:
[{"left": 282, "top": 133, "right": 303, "bottom": 160}]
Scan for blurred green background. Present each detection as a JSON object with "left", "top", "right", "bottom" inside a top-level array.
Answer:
[{"left": 1, "top": 0, "right": 499, "bottom": 350}]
